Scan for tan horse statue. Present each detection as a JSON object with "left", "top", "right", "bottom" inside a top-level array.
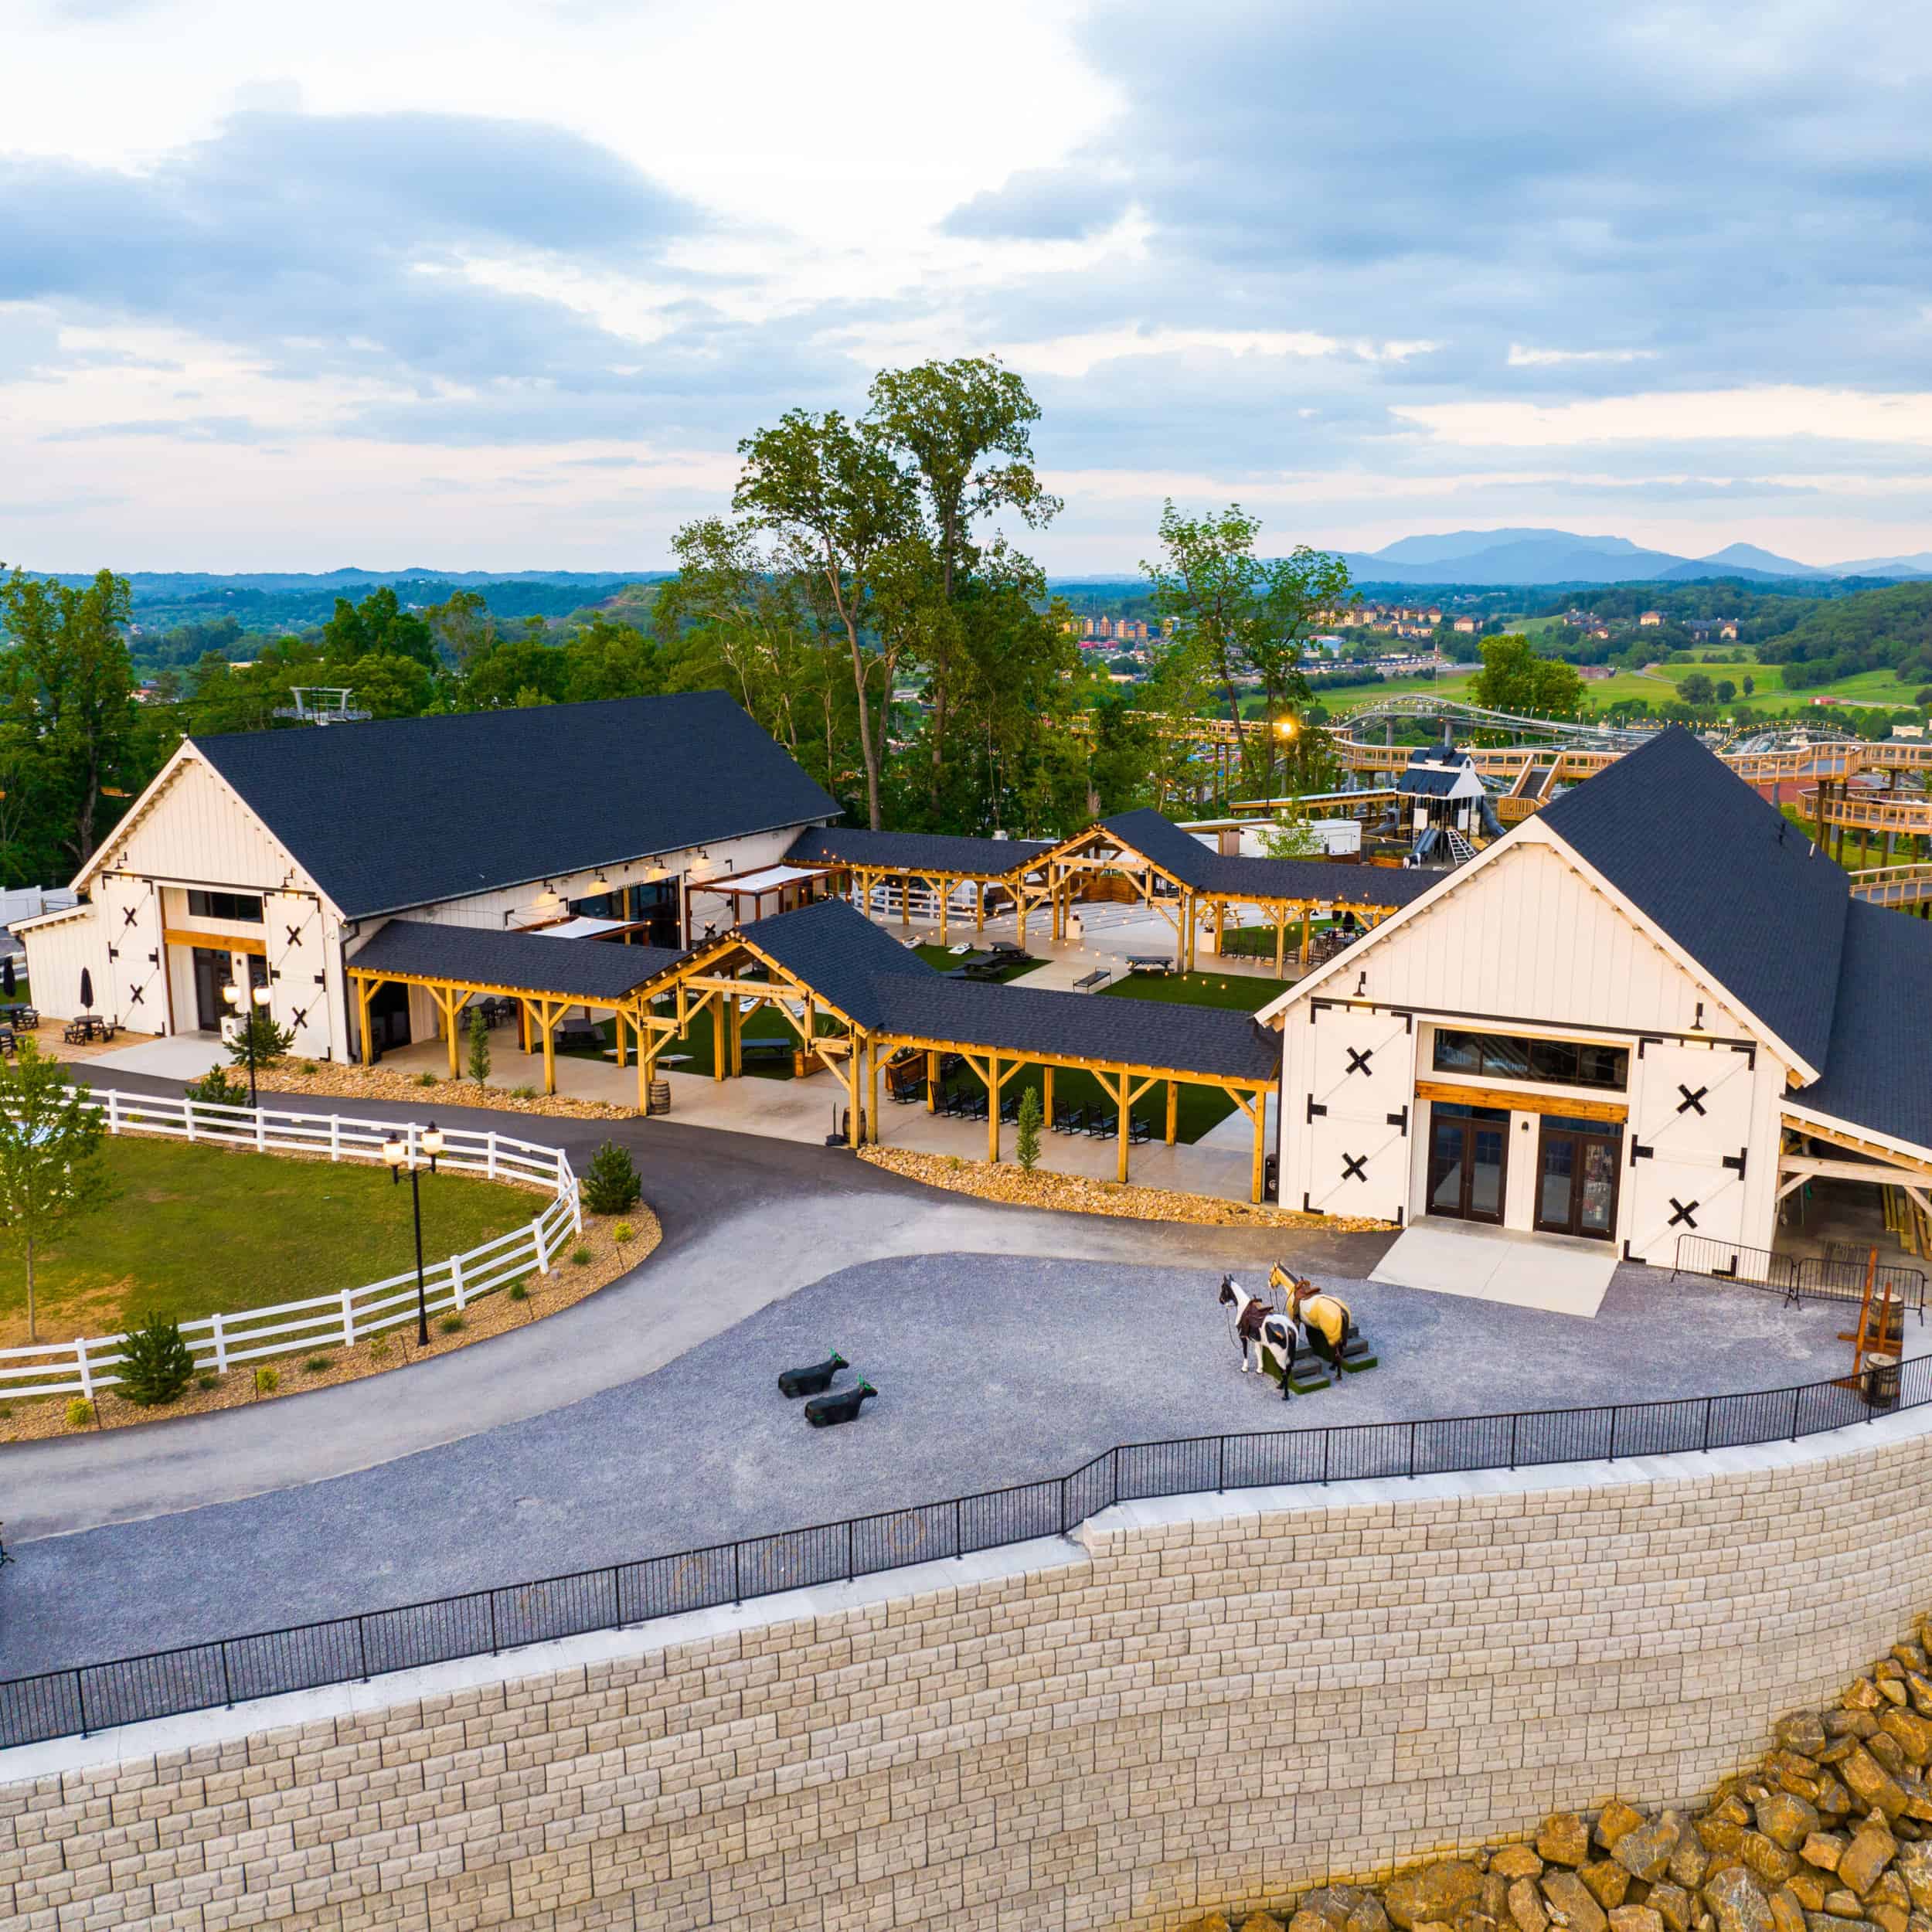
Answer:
[{"left": 1267, "top": 1261, "right": 1355, "bottom": 1371}]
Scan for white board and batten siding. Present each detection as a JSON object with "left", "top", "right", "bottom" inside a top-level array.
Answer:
[
  {"left": 1277, "top": 825, "right": 1799, "bottom": 1264},
  {"left": 96, "top": 752, "right": 301, "bottom": 899}
]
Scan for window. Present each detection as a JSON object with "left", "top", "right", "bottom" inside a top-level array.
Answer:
[
  {"left": 186, "top": 889, "right": 264, "bottom": 923},
  {"left": 1433, "top": 1028, "right": 1627, "bottom": 1091}
]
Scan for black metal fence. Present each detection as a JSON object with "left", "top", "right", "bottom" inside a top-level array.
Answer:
[
  {"left": 3, "top": 1349, "right": 1927, "bottom": 1752},
  {"left": 1674, "top": 1236, "right": 1927, "bottom": 1316}
]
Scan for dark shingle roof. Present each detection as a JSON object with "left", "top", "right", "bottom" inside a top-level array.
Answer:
[
  {"left": 195, "top": 692, "right": 838, "bottom": 920},
  {"left": 873, "top": 975, "right": 1281, "bottom": 1083},
  {"left": 349, "top": 920, "right": 682, "bottom": 1002},
  {"left": 1100, "top": 808, "right": 1432, "bottom": 910},
  {"left": 1397, "top": 767, "right": 1471, "bottom": 798},
  {"left": 725, "top": 895, "right": 937, "bottom": 1028},
  {"left": 1796, "top": 900, "right": 1932, "bottom": 1154},
  {"left": 786, "top": 827, "right": 1053, "bottom": 876},
  {"left": 1539, "top": 727, "right": 1849, "bottom": 1073}
]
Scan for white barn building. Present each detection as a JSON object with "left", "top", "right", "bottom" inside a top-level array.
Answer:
[
  {"left": 16, "top": 692, "right": 838, "bottom": 1066},
  {"left": 1267, "top": 729, "right": 1932, "bottom": 1266}
]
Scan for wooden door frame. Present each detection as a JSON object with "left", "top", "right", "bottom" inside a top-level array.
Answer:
[
  {"left": 1532, "top": 1118, "right": 1622, "bottom": 1242},
  {"left": 1425, "top": 1104, "right": 1510, "bottom": 1226}
]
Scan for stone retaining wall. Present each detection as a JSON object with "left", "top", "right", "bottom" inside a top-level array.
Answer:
[{"left": 9, "top": 1412, "right": 1932, "bottom": 1932}]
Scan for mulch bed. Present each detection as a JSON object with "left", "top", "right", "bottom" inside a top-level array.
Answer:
[
  {"left": 253, "top": 1062, "right": 639, "bottom": 1121},
  {"left": 857, "top": 1147, "right": 1390, "bottom": 1231}
]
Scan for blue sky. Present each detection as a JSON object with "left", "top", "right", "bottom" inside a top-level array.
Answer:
[{"left": 5, "top": 0, "right": 1930, "bottom": 572}]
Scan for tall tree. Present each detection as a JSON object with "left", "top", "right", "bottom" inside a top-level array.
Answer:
[
  {"left": 0, "top": 1039, "right": 112, "bottom": 1342},
  {"left": 321, "top": 586, "right": 437, "bottom": 669},
  {"left": 0, "top": 566, "right": 147, "bottom": 868},
  {"left": 425, "top": 588, "right": 495, "bottom": 668},
  {"left": 732, "top": 410, "right": 920, "bottom": 830},
  {"left": 866, "top": 359, "right": 1061, "bottom": 799},
  {"left": 1470, "top": 634, "right": 1585, "bottom": 715}
]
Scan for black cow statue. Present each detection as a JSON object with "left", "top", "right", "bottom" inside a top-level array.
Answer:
[
  {"left": 805, "top": 1379, "right": 878, "bottom": 1427},
  {"left": 778, "top": 1350, "right": 848, "bottom": 1398}
]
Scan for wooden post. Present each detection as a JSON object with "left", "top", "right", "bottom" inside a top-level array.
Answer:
[
  {"left": 614, "top": 1008, "right": 627, "bottom": 1070},
  {"left": 927, "top": 1049, "right": 938, "bottom": 1112},
  {"left": 1250, "top": 1089, "right": 1267, "bottom": 1204},
  {"left": 1114, "top": 1072, "right": 1131, "bottom": 1185},
  {"left": 1301, "top": 910, "right": 1312, "bottom": 966},
  {"left": 1166, "top": 1080, "right": 1178, "bottom": 1145},
  {"left": 1274, "top": 918, "right": 1286, "bottom": 978},
  {"left": 440, "top": 990, "right": 461, "bottom": 1077},
  {"left": 1213, "top": 899, "right": 1225, "bottom": 959},
  {"left": 356, "top": 978, "right": 376, "bottom": 1066},
  {"left": 867, "top": 1037, "right": 880, "bottom": 1142},
  {"left": 729, "top": 988, "right": 743, "bottom": 1077},
  {"left": 846, "top": 1039, "right": 862, "bottom": 1148},
  {"left": 900, "top": 873, "right": 910, "bottom": 930},
  {"left": 976, "top": 881, "right": 985, "bottom": 932},
  {"left": 712, "top": 993, "right": 725, "bottom": 1081},
  {"left": 519, "top": 998, "right": 531, "bottom": 1055},
  {"left": 1043, "top": 1065, "right": 1054, "bottom": 1126},
  {"left": 988, "top": 1053, "right": 1001, "bottom": 1162},
  {"left": 939, "top": 882, "right": 948, "bottom": 948},
  {"left": 539, "top": 999, "right": 556, "bottom": 1096}
]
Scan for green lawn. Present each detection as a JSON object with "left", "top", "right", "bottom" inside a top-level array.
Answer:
[
  {"left": 1099, "top": 969, "right": 1281, "bottom": 1013},
  {"left": 2, "top": 1136, "right": 537, "bottom": 1346},
  {"left": 1332, "top": 669, "right": 1476, "bottom": 712},
  {"left": 912, "top": 944, "right": 1046, "bottom": 982}
]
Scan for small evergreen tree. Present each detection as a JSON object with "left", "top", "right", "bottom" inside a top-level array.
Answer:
[
  {"left": 185, "top": 1063, "right": 248, "bottom": 1106},
  {"left": 466, "top": 1005, "right": 491, "bottom": 1083},
  {"left": 582, "top": 1139, "right": 641, "bottom": 1214},
  {"left": 1015, "top": 1085, "right": 1042, "bottom": 1172},
  {"left": 226, "top": 1006, "right": 294, "bottom": 1072},
  {"left": 117, "top": 1310, "right": 196, "bottom": 1406},
  {"left": 1258, "top": 811, "right": 1321, "bottom": 860}
]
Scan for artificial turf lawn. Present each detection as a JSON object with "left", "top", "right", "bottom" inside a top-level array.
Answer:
[
  {"left": 1098, "top": 970, "right": 1281, "bottom": 1013},
  {"left": 911, "top": 944, "right": 1046, "bottom": 982},
  {"left": 0, "top": 1136, "right": 537, "bottom": 1345}
]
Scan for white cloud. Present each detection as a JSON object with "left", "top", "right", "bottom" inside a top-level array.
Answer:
[
  {"left": 1395, "top": 386, "right": 1932, "bottom": 447},
  {"left": 1506, "top": 345, "right": 1660, "bottom": 367}
]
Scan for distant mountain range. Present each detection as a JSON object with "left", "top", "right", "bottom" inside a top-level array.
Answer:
[{"left": 1330, "top": 528, "right": 1932, "bottom": 587}]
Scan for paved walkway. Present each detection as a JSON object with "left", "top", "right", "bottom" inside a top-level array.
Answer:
[
  {"left": 9, "top": 1070, "right": 1383, "bottom": 1546},
  {"left": 0, "top": 1249, "right": 1860, "bottom": 1678}
]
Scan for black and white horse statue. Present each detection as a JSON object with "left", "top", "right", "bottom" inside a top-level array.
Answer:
[
  {"left": 1268, "top": 1262, "right": 1355, "bottom": 1371},
  {"left": 1216, "top": 1275, "right": 1296, "bottom": 1399}
]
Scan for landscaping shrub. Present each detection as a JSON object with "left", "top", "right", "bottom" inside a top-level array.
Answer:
[
  {"left": 582, "top": 1140, "right": 641, "bottom": 1214},
  {"left": 117, "top": 1311, "right": 196, "bottom": 1406},
  {"left": 368, "top": 1335, "right": 391, "bottom": 1361},
  {"left": 466, "top": 1006, "right": 491, "bottom": 1083},
  {"left": 509, "top": 1281, "right": 528, "bottom": 1302},
  {"left": 65, "top": 1397, "right": 94, "bottom": 1430},
  {"left": 438, "top": 1313, "right": 464, "bottom": 1335},
  {"left": 195, "top": 1372, "right": 218, "bottom": 1392},
  {"left": 511, "top": 1084, "right": 538, "bottom": 1100},
  {"left": 300, "top": 1060, "right": 318, "bottom": 1075},
  {"left": 570, "top": 1243, "right": 592, "bottom": 1266},
  {"left": 416, "top": 1072, "right": 437, "bottom": 1087},
  {"left": 185, "top": 1063, "right": 248, "bottom": 1107},
  {"left": 253, "top": 1366, "right": 279, "bottom": 1396},
  {"left": 613, "top": 1219, "right": 635, "bottom": 1245},
  {"left": 302, "top": 1355, "right": 333, "bottom": 1375},
  {"left": 226, "top": 1008, "right": 294, "bottom": 1073}
]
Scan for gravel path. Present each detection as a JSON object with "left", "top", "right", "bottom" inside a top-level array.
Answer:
[{"left": 0, "top": 1250, "right": 1858, "bottom": 1679}]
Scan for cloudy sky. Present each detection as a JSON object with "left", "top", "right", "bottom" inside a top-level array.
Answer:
[{"left": 6, "top": 0, "right": 1930, "bottom": 573}]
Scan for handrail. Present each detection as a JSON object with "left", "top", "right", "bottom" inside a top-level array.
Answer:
[
  {"left": 1, "top": 1332, "right": 1921, "bottom": 1751},
  {"left": 0, "top": 1090, "right": 580, "bottom": 1400}
]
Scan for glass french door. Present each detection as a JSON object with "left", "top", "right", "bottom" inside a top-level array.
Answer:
[
  {"left": 1535, "top": 1117, "right": 1622, "bottom": 1241},
  {"left": 1426, "top": 1104, "right": 1509, "bottom": 1225}
]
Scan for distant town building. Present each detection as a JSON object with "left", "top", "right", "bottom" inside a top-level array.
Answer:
[
  {"left": 1638, "top": 611, "right": 1664, "bottom": 627},
  {"left": 1452, "top": 615, "right": 1478, "bottom": 634}
]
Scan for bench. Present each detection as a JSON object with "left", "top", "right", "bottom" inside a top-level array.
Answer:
[{"left": 1073, "top": 968, "right": 1111, "bottom": 992}]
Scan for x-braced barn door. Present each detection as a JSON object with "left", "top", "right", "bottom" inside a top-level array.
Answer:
[
  {"left": 99, "top": 875, "right": 165, "bottom": 1031},
  {"left": 266, "top": 893, "right": 330, "bottom": 1060},
  {"left": 1302, "top": 1005, "right": 1416, "bottom": 1223},
  {"left": 1624, "top": 1039, "right": 1756, "bottom": 1264}
]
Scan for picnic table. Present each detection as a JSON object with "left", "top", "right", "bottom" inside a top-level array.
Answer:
[
  {"left": 63, "top": 1015, "right": 115, "bottom": 1045},
  {"left": 1126, "top": 956, "right": 1174, "bottom": 976}
]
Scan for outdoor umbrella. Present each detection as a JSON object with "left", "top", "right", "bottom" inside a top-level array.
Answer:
[
  {"left": 79, "top": 967, "right": 93, "bottom": 1014},
  {"left": 3, "top": 957, "right": 15, "bottom": 999}
]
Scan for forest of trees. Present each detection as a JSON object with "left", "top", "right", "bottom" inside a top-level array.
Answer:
[{"left": 0, "top": 358, "right": 1355, "bottom": 887}]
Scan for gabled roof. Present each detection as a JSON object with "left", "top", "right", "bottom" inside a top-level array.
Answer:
[
  {"left": 786, "top": 826, "right": 1053, "bottom": 877},
  {"left": 1538, "top": 727, "right": 1848, "bottom": 1074},
  {"left": 349, "top": 920, "right": 682, "bottom": 1002},
  {"left": 1793, "top": 899, "right": 1932, "bottom": 1155},
  {"left": 873, "top": 975, "right": 1281, "bottom": 1083},
  {"left": 1098, "top": 808, "right": 1433, "bottom": 911},
  {"left": 192, "top": 692, "right": 839, "bottom": 920},
  {"left": 723, "top": 895, "right": 937, "bottom": 1029}
]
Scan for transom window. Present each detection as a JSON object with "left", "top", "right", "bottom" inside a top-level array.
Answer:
[
  {"left": 186, "top": 889, "right": 264, "bottom": 923},
  {"left": 1433, "top": 1028, "right": 1628, "bottom": 1091}
]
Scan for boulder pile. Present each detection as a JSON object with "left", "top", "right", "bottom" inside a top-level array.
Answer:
[{"left": 1187, "top": 1615, "right": 1932, "bottom": 1932}]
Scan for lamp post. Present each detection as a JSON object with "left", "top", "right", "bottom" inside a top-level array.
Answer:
[
  {"left": 221, "top": 978, "right": 274, "bottom": 1107},
  {"left": 382, "top": 1121, "right": 444, "bottom": 1347}
]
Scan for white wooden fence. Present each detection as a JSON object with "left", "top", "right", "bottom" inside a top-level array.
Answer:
[{"left": 0, "top": 1092, "right": 583, "bottom": 1403}]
